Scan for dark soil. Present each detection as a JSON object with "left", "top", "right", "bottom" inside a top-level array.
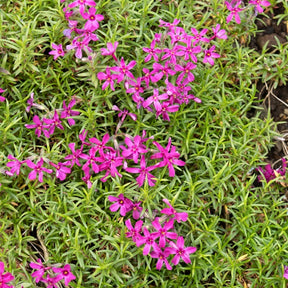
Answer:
[{"left": 249, "top": 3, "right": 288, "bottom": 165}]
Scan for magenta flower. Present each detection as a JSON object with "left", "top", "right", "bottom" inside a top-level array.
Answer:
[
  {"left": 151, "top": 218, "right": 178, "bottom": 248},
  {"left": 101, "top": 42, "right": 119, "bottom": 62},
  {"left": 190, "top": 28, "right": 210, "bottom": 44},
  {"left": 99, "top": 151, "right": 123, "bottom": 179},
  {"left": 108, "top": 193, "right": 133, "bottom": 216},
  {"left": 211, "top": 24, "right": 227, "bottom": 40},
  {"left": 6, "top": 155, "right": 24, "bottom": 176},
  {"left": 135, "top": 227, "right": 158, "bottom": 255},
  {"left": 110, "top": 57, "right": 136, "bottom": 83},
  {"left": 142, "top": 89, "right": 168, "bottom": 111},
  {"left": 26, "top": 92, "right": 34, "bottom": 112},
  {"left": 249, "top": 0, "right": 270, "bottom": 13},
  {"left": 25, "top": 115, "right": 50, "bottom": 138},
  {"left": 174, "top": 62, "right": 196, "bottom": 82},
  {"left": 130, "top": 201, "right": 143, "bottom": 220},
  {"left": 43, "top": 110, "right": 64, "bottom": 135},
  {"left": 165, "top": 236, "right": 197, "bottom": 265},
  {"left": 168, "top": 27, "right": 187, "bottom": 44},
  {"left": 26, "top": 158, "right": 53, "bottom": 182},
  {"left": 151, "top": 138, "right": 186, "bottom": 177},
  {"left": 52, "top": 264, "right": 76, "bottom": 286},
  {"left": 125, "top": 219, "right": 143, "bottom": 242},
  {"left": 161, "top": 199, "right": 188, "bottom": 223},
  {"left": 159, "top": 19, "right": 180, "bottom": 31},
  {"left": 64, "top": 143, "right": 83, "bottom": 167},
  {"left": 89, "top": 133, "right": 112, "bottom": 157},
  {"left": 203, "top": 45, "right": 220, "bottom": 66},
  {"left": 225, "top": 1, "right": 243, "bottom": 24},
  {"left": 61, "top": 99, "right": 80, "bottom": 126},
  {"left": 79, "top": 147, "right": 101, "bottom": 173},
  {"left": 0, "top": 261, "right": 14, "bottom": 288},
  {"left": 49, "top": 43, "right": 65, "bottom": 60},
  {"left": 143, "top": 40, "right": 162, "bottom": 62},
  {"left": 125, "top": 155, "right": 158, "bottom": 187},
  {"left": 120, "top": 135, "right": 148, "bottom": 163},
  {"left": 151, "top": 62, "right": 176, "bottom": 83},
  {"left": 126, "top": 77, "right": 145, "bottom": 96},
  {"left": 69, "top": 0, "right": 96, "bottom": 14},
  {"left": 97, "top": 67, "right": 118, "bottom": 91},
  {"left": 41, "top": 274, "right": 59, "bottom": 288},
  {"left": 66, "top": 38, "right": 92, "bottom": 59},
  {"left": 284, "top": 266, "right": 288, "bottom": 279},
  {"left": 161, "top": 46, "right": 184, "bottom": 64},
  {"left": 0, "top": 88, "right": 6, "bottom": 102},
  {"left": 49, "top": 161, "right": 71, "bottom": 181},
  {"left": 30, "top": 259, "right": 51, "bottom": 283},
  {"left": 155, "top": 101, "right": 179, "bottom": 122},
  {"left": 112, "top": 105, "right": 137, "bottom": 121},
  {"left": 82, "top": 7, "right": 104, "bottom": 31},
  {"left": 150, "top": 244, "right": 172, "bottom": 270},
  {"left": 176, "top": 38, "right": 201, "bottom": 62}
]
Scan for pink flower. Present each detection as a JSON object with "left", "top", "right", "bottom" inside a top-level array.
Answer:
[
  {"left": 110, "top": 57, "right": 136, "bottom": 83},
  {"left": 0, "top": 261, "right": 15, "bottom": 288},
  {"left": 225, "top": 1, "right": 243, "bottom": 24},
  {"left": 142, "top": 89, "right": 168, "bottom": 111},
  {"left": 60, "top": 99, "right": 80, "bottom": 126},
  {"left": 203, "top": 45, "right": 220, "bottom": 66},
  {"left": 151, "top": 138, "right": 185, "bottom": 177},
  {"left": 125, "top": 219, "right": 143, "bottom": 242},
  {"left": 52, "top": 264, "right": 76, "bottom": 286},
  {"left": 97, "top": 67, "right": 118, "bottom": 91},
  {"left": 66, "top": 38, "right": 92, "bottom": 59},
  {"left": 211, "top": 24, "right": 227, "bottom": 40},
  {"left": 150, "top": 244, "right": 172, "bottom": 270},
  {"left": 101, "top": 42, "right": 119, "bottom": 62},
  {"left": 174, "top": 62, "right": 196, "bottom": 82},
  {"left": 151, "top": 218, "right": 178, "bottom": 248},
  {"left": 0, "top": 88, "right": 5, "bottom": 102},
  {"left": 6, "top": 155, "right": 24, "bottom": 176},
  {"left": 25, "top": 115, "right": 50, "bottom": 138},
  {"left": 108, "top": 194, "right": 132, "bottom": 216},
  {"left": 30, "top": 259, "right": 51, "bottom": 283},
  {"left": 68, "top": 0, "right": 96, "bottom": 15},
  {"left": 26, "top": 92, "right": 34, "bottom": 112},
  {"left": 125, "top": 155, "right": 158, "bottom": 187},
  {"left": 155, "top": 101, "right": 179, "bottom": 122},
  {"left": 65, "top": 143, "right": 83, "bottom": 167},
  {"left": 26, "top": 158, "right": 53, "bottom": 182},
  {"left": 284, "top": 265, "right": 288, "bottom": 279},
  {"left": 41, "top": 274, "right": 59, "bottom": 288},
  {"left": 161, "top": 199, "right": 188, "bottom": 223},
  {"left": 130, "top": 201, "right": 143, "bottom": 220},
  {"left": 112, "top": 105, "right": 137, "bottom": 121},
  {"left": 82, "top": 7, "right": 104, "bottom": 31},
  {"left": 143, "top": 40, "right": 162, "bottom": 62},
  {"left": 190, "top": 28, "right": 210, "bottom": 44},
  {"left": 43, "top": 110, "right": 64, "bottom": 135},
  {"left": 249, "top": 0, "right": 270, "bottom": 13},
  {"left": 49, "top": 162, "right": 71, "bottom": 181},
  {"left": 165, "top": 236, "right": 197, "bottom": 265},
  {"left": 49, "top": 43, "right": 65, "bottom": 60},
  {"left": 120, "top": 135, "right": 148, "bottom": 163},
  {"left": 135, "top": 227, "right": 158, "bottom": 255}
]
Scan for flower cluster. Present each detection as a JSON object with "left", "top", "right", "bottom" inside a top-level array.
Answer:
[
  {"left": 256, "top": 158, "right": 287, "bottom": 183},
  {"left": 49, "top": 0, "right": 104, "bottom": 60},
  {"left": 108, "top": 197, "right": 196, "bottom": 270},
  {"left": 30, "top": 259, "right": 76, "bottom": 287},
  {"left": 225, "top": 0, "right": 271, "bottom": 24},
  {"left": 25, "top": 94, "right": 80, "bottom": 138},
  {"left": 0, "top": 262, "right": 14, "bottom": 288},
  {"left": 97, "top": 19, "right": 227, "bottom": 121},
  {"left": 5, "top": 127, "right": 185, "bottom": 187}
]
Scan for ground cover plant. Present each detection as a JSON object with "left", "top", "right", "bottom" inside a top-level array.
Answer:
[{"left": 1, "top": 0, "right": 288, "bottom": 287}]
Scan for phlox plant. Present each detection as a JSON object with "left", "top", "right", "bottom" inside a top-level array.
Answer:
[{"left": 2, "top": 0, "right": 288, "bottom": 287}]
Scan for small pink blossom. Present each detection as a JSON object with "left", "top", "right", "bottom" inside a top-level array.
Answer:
[
  {"left": 108, "top": 193, "right": 133, "bottom": 216},
  {"left": 52, "top": 264, "right": 76, "bottom": 286},
  {"left": 203, "top": 45, "right": 220, "bottom": 66},
  {"left": 49, "top": 43, "right": 65, "bottom": 60},
  {"left": 161, "top": 199, "right": 188, "bottom": 223},
  {"left": 249, "top": 0, "right": 270, "bottom": 13}
]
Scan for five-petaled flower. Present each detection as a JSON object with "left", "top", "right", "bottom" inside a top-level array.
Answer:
[
  {"left": 248, "top": 0, "right": 270, "bottom": 13},
  {"left": 26, "top": 158, "right": 53, "bottom": 182},
  {"left": 165, "top": 236, "right": 197, "bottom": 265},
  {"left": 52, "top": 264, "right": 76, "bottom": 286},
  {"left": 49, "top": 43, "right": 65, "bottom": 60},
  {"left": 108, "top": 194, "right": 132, "bottom": 216}
]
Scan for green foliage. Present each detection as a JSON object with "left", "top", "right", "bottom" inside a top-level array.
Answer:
[{"left": 1, "top": 0, "right": 288, "bottom": 287}]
